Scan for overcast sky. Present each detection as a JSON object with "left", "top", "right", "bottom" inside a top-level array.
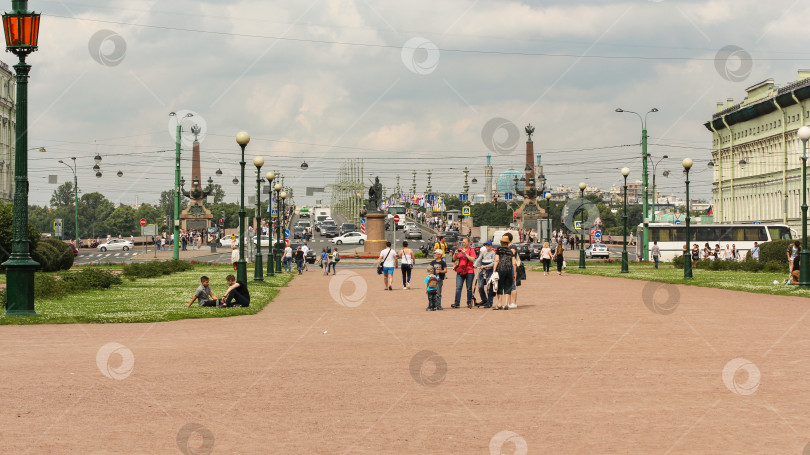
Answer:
[{"left": 17, "top": 0, "right": 810, "bottom": 207}]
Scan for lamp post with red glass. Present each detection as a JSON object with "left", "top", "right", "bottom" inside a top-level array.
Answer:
[{"left": 2, "top": 0, "right": 41, "bottom": 315}]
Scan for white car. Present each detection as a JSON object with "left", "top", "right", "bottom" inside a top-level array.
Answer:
[
  {"left": 218, "top": 235, "right": 240, "bottom": 247},
  {"left": 331, "top": 232, "right": 367, "bottom": 245},
  {"left": 585, "top": 243, "right": 610, "bottom": 258},
  {"left": 97, "top": 239, "right": 134, "bottom": 252}
]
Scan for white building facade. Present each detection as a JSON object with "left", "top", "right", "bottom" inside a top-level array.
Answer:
[
  {"left": 705, "top": 70, "right": 810, "bottom": 231},
  {"left": 0, "top": 60, "right": 15, "bottom": 203}
]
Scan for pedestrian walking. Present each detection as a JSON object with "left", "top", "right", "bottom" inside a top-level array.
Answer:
[
  {"left": 540, "top": 241, "right": 553, "bottom": 275},
  {"left": 651, "top": 241, "right": 660, "bottom": 269},
  {"left": 328, "top": 248, "right": 339, "bottom": 275},
  {"left": 399, "top": 241, "right": 415, "bottom": 289},
  {"left": 231, "top": 244, "right": 239, "bottom": 271},
  {"left": 474, "top": 240, "right": 495, "bottom": 308},
  {"left": 283, "top": 243, "right": 293, "bottom": 273},
  {"left": 492, "top": 235, "right": 516, "bottom": 310},
  {"left": 553, "top": 241, "right": 565, "bottom": 275},
  {"left": 295, "top": 246, "right": 305, "bottom": 275},
  {"left": 429, "top": 249, "right": 447, "bottom": 310},
  {"left": 376, "top": 241, "right": 397, "bottom": 290},
  {"left": 424, "top": 265, "right": 440, "bottom": 311}
]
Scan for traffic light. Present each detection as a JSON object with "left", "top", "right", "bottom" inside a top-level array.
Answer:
[{"left": 219, "top": 218, "right": 224, "bottom": 227}]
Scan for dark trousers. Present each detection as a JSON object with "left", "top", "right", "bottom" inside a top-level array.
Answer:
[
  {"left": 296, "top": 259, "right": 304, "bottom": 274},
  {"left": 436, "top": 279, "right": 444, "bottom": 308},
  {"left": 401, "top": 264, "right": 412, "bottom": 287},
  {"left": 427, "top": 290, "right": 438, "bottom": 309},
  {"left": 223, "top": 291, "right": 249, "bottom": 307},
  {"left": 541, "top": 258, "right": 551, "bottom": 272},
  {"left": 653, "top": 255, "right": 659, "bottom": 269},
  {"left": 454, "top": 273, "right": 475, "bottom": 306},
  {"left": 556, "top": 259, "right": 563, "bottom": 272},
  {"left": 327, "top": 261, "right": 336, "bottom": 274}
]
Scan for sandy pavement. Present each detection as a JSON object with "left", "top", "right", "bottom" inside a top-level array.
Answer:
[{"left": 1, "top": 267, "right": 810, "bottom": 454}]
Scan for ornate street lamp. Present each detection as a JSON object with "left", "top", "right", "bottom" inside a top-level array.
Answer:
[
  {"left": 232, "top": 177, "right": 239, "bottom": 185},
  {"left": 92, "top": 163, "right": 100, "bottom": 172},
  {"left": 578, "top": 181, "right": 587, "bottom": 269},
  {"left": 544, "top": 191, "right": 552, "bottom": 242},
  {"left": 95, "top": 171, "right": 102, "bottom": 178},
  {"left": 235, "top": 131, "right": 250, "bottom": 283},
  {"left": 683, "top": 158, "right": 693, "bottom": 279},
  {"left": 300, "top": 160, "right": 309, "bottom": 170},
  {"left": 2, "top": 0, "right": 41, "bottom": 315},
  {"left": 264, "top": 171, "right": 276, "bottom": 277},
  {"left": 621, "top": 167, "right": 630, "bottom": 273},
  {"left": 116, "top": 170, "right": 123, "bottom": 177},
  {"left": 280, "top": 190, "right": 288, "bottom": 272},
  {"left": 274, "top": 181, "right": 283, "bottom": 273},
  {"left": 616, "top": 107, "right": 659, "bottom": 261},
  {"left": 253, "top": 156, "right": 264, "bottom": 282},
  {"left": 797, "top": 126, "right": 810, "bottom": 287}
]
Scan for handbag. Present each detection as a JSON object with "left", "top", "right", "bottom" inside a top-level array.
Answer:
[{"left": 377, "top": 249, "right": 392, "bottom": 275}]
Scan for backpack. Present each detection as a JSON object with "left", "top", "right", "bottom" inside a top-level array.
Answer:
[{"left": 427, "top": 275, "right": 439, "bottom": 289}]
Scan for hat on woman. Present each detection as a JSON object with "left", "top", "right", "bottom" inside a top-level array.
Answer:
[{"left": 500, "top": 235, "right": 510, "bottom": 246}]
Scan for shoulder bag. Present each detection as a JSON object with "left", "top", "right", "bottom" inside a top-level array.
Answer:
[{"left": 377, "top": 249, "right": 391, "bottom": 275}]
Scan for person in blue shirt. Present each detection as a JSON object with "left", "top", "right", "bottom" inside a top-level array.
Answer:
[
  {"left": 320, "top": 248, "right": 330, "bottom": 275},
  {"left": 424, "top": 265, "right": 441, "bottom": 311}
]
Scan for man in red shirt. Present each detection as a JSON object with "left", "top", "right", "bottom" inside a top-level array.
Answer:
[{"left": 452, "top": 237, "right": 477, "bottom": 308}]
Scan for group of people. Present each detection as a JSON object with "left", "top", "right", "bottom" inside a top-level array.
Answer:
[
  {"left": 680, "top": 242, "right": 749, "bottom": 265},
  {"left": 179, "top": 229, "right": 206, "bottom": 251},
  {"left": 187, "top": 274, "right": 250, "bottom": 308},
  {"left": 375, "top": 232, "right": 530, "bottom": 312}
]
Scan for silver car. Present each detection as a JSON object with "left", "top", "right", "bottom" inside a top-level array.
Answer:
[
  {"left": 404, "top": 226, "right": 422, "bottom": 239},
  {"left": 97, "top": 239, "right": 134, "bottom": 252}
]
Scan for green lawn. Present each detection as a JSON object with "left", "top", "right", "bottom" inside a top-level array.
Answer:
[
  {"left": 0, "top": 265, "right": 294, "bottom": 325},
  {"left": 557, "top": 264, "right": 810, "bottom": 298}
]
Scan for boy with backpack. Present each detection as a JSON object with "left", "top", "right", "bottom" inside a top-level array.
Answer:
[{"left": 424, "top": 265, "right": 441, "bottom": 311}]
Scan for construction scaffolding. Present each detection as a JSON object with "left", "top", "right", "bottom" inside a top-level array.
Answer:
[{"left": 329, "top": 159, "right": 365, "bottom": 225}]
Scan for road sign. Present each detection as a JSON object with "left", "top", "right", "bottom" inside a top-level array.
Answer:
[
  {"left": 674, "top": 219, "right": 681, "bottom": 225},
  {"left": 284, "top": 229, "right": 290, "bottom": 238},
  {"left": 462, "top": 206, "right": 471, "bottom": 216},
  {"left": 753, "top": 221, "right": 761, "bottom": 224},
  {"left": 141, "top": 224, "right": 157, "bottom": 236},
  {"left": 271, "top": 209, "right": 278, "bottom": 218},
  {"left": 505, "top": 192, "right": 513, "bottom": 201},
  {"left": 594, "top": 217, "right": 602, "bottom": 225},
  {"left": 594, "top": 230, "right": 602, "bottom": 241},
  {"left": 54, "top": 219, "right": 63, "bottom": 238},
  {"left": 394, "top": 215, "right": 400, "bottom": 223},
  {"left": 459, "top": 193, "right": 467, "bottom": 201},
  {"left": 140, "top": 218, "right": 147, "bottom": 226},
  {"left": 575, "top": 221, "right": 582, "bottom": 230}
]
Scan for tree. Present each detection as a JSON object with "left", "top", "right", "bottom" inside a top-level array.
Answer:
[
  {"left": 105, "top": 205, "right": 138, "bottom": 236},
  {"left": 79, "top": 192, "right": 114, "bottom": 238},
  {"left": 158, "top": 189, "right": 188, "bottom": 228},
  {"left": 203, "top": 183, "right": 226, "bottom": 204},
  {"left": 134, "top": 203, "right": 161, "bottom": 227},
  {"left": 50, "top": 181, "right": 75, "bottom": 208}
]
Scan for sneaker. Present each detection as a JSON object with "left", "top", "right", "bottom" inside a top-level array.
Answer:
[
  {"left": 426, "top": 307, "right": 431, "bottom": 311},
  {"left": 436, "top": 306, "right": 443, "bottom": 311},
  {"left": 508, "top": 303, "right": 517, "bottom": 309}
]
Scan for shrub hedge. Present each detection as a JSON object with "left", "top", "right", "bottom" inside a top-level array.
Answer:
[
  {"left": 122, "top": 260, "right": 193, "bottom": 279},
  {"left": 41, "top": 239, "right": 74, "bottom": 271},
  {"left": 672, "top": 255, "right": 786, "bottom": 273},
  {"left": 759, "top": 239, "right": 801, "bottom": 265},
  {"left": 61, "top": 268, "right": 122, "bottom": 290},
  {"left": 31, "top": 241, "right": 60, "bottom": 272}
]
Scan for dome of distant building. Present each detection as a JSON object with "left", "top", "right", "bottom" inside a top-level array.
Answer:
[{"left": 496, "top": 169, "right": 524, "bottom": 194}]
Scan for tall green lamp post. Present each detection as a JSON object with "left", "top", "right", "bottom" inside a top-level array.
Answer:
[
  {"left": 253, "top": 156, "right": 264, "bottom": 282},
  {"left": 274, "top": 181, "right": 283, "bottom": 273},
  {"left": 797, "top": 126, "right": 810, "bottom": 287},
  {"left": 235, "top": 131, "right": 250, "bottom": 284},
  {"left": 58, "top": 157, "right": 80, "bottom": 244},
  {"left": 616, "top": 107, "right": 658, "bottom": 261},
  {"left": 578, "top": 181, "right": 587, "bottom": 269},
  {"left": 2, "top": 0, "right": 41, "bottom": 316},
  {"left": 683, "top": 158, "right": 693, "bottom": 279},
  {"left": 264, "top": 171, "right": 275, "bottom": 277},
  {"left": 650, "top": 155, "right": 668, "bottom": 222},
  {"left": 169, "top": 111, "right": 193, "bottom": 260},
  {"left": 621, "top": 167, "right": 630, "bottom": 273},
  {"left": 280, "top": 190, "right": 288, "bottom": 271},
  {"left": 544, "top": 191, "right": 552, "bottom": 243}
]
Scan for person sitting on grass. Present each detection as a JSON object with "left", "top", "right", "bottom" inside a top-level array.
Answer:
[
  {"left": 219, "top": 274, "right": 250, "bottom": 308},
  {"left": 188, "top": 275, "right": 218, "bottom": 307}
]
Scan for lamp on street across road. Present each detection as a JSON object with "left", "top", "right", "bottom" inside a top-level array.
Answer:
[
  {"left": 682, "top": 158, "right": 693, "bottom": 279},
  {"left": 578, "top": 181, "right": 587, "bottom": 269},
  {"left": 235, "top": 131, "right": 250, "bottom": 284},
  {"left": 797, "top": 126, "right": 810, "bottom": 287},
  {"left": 169, "top": 111, "right": 193, "bottom": 261},
  {"left": 621, "top": 167, "right": 630, "bottom": 273}
]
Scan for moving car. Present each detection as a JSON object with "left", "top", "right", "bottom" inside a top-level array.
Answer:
[
  {"left": 321, "top": 225, "right": 340, "bottom": 238},
  {"left": 331, "top": 232, "right": 367, "bottom": 245},
  {"left": 404, "top": 226, "right": 422, "bottom": 239},
  {"left": 293, "top": 226, "right": 305, "bottom": 239},
  {"left": 218, "top": 235, "right": 240, "bottom": 247},
  {"left": 317, "top": 219, "right": 336, "bottom": 233},
  {"left": 97, "top": 239, "right": 134, "bottom": 252},
  {"left": 585, "top": 243, "right": 610, "bottom": 259},
  {"left": 340, "top": 223, "right": 357, "bottom": 235},
  {"left": 298, "top": 207, "right": 310, "bottom": 218}
]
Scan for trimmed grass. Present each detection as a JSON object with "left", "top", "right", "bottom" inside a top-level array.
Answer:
[
  {"left": 0, "top": 265, "right": 294, "bottom": 325},
  {"left": 557, "top": 264, "right": 810, "bottom": 298}
]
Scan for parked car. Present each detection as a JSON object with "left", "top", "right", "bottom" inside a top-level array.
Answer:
[
  {"left": 331, "top": 232, "right": 367, "bottom": 245},
  {"left": 529, "top": 243, "right": 543, "bottom": 259},
  {"left": 218, "top": 235, "right": 240, "bottom": 247},
  {"left": 97, "top": 239, "right": 134, "bottom": 252},
  {"left": 321, "top": 225, "right": 340, "bottom": 238},
  {"left": 514, "top": 243, "right": 531, "bottom": 261},
  {"left": 585, "top": 243, "right": 610, "bottom": 259},
  {"left": 404, "top": 226, "right": 422, "bottom": 239},
  {"left": 340, "top": 223, "right": 357, "bottom": 235}
]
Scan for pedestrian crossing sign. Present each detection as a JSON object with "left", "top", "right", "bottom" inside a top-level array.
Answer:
[
  {"left": 575, "top": 221, "right": 582, "bottom": 230},
  {"left": 462, "top": 206, "right": 470, "bottom": 216},
  {"left": 271, "top": 208, "right": 278, "bottom": 218}
]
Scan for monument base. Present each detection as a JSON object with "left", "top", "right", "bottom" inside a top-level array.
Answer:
[{"left": 364, "top": 212, "right": 386, "bottom": 256}]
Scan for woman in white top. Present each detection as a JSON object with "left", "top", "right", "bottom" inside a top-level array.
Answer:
[
  {"left": 328, "top": 248, "right": 339, "bottom": 275},
  {"left": 724, "top": 244, "right": 733, "bottom": 261},
  {"left": 283, "top": 244, "right": 293, "bottom": 273},
  {"left": 399, "top": 241, "right": 416, "bottom": 289},
  {"left": 539, "top": 242, "right": 553, "bottom": 276},
  {"left": 375, "top": 241, "right": 398, "bottom": 290}
]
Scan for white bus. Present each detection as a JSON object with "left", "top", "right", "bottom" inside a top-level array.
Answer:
[
  {"left": 635, "top": 223, "right": 795, "bottom": 262},
  {"left": 387, "top": 205, "right": 407, "bottom": 229}
]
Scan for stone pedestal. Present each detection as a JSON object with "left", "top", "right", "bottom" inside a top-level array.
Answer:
[{"left": 364, "top": 212, "right": 386, "bottom": 255}]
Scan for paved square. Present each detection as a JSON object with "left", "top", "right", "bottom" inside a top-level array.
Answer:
[{"left": 1, "top": 269, "right": 808, "bottom": 453}]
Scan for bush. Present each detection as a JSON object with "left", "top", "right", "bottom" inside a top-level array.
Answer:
[
  {"left": 759, "top": 239, "right": 800, "bottom": 264},
  {"left": 0, "top": 202, "right": 40, "bottom": 269},
  {"left": 61, "top": 268, "right": 122, "bottom": 290},
  {"left": 122, "top": 260, "right": 193, "bottom": 279},
  {"left": 34, "top": 274, "right": 67, "bottom": 300},
  {"left": 0, "top": 287, "right": 6, "bottom": 309},
  {"left": 31, "top": 241, "right": 59, "bottom": 272},
  {"left": 672, "top": 255, "right": 785, "bottom": 273},
  {"left": 40, "top": 238, "right": 74, "bottom": 271}
]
